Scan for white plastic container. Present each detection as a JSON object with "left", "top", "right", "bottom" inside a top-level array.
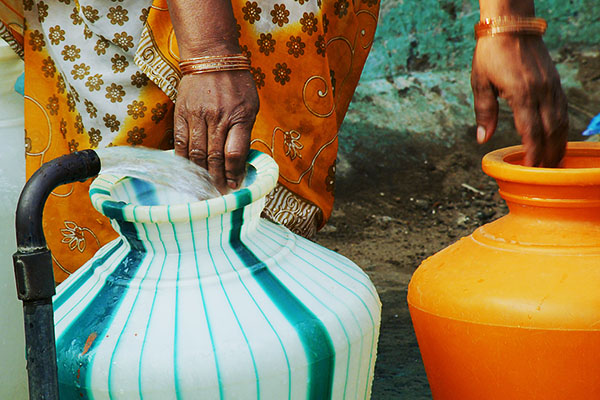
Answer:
[
  {"left": 55, "top": 151, "right": 381, "bottom": 399},
  {"left": 0, "top": 39, "right": 27, "bottom": 399}
]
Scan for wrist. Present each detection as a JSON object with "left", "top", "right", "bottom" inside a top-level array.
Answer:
[
  {"left": 475, "top": 17, "right": 547, "bottom": 40},
  {"left": 166, "top": 0, "right": 241, "bottom": 59},
  {"left": 479, "top": 0, "right": 535, "bottom": 19},
  {"left": 179, "top": 37, "right": 241, "bottom": 60}
]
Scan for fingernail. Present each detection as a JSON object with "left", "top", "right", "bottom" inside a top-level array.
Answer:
[
  {"left": 477, "top": 126, "right": 486, "bottom": 144},
  {"left": 227, "top": 179, "right": 238, "bottom": 190}
]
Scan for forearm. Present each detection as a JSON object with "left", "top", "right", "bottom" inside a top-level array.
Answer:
[
  {"left": 166, "top": 0, "right": 240, "bottom": 58},
  {"left": 478, "top": 0, "right": 535, "bottom": 19}
]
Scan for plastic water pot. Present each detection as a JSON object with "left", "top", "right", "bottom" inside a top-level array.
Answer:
[
  {"left": 408, "top": 142, "right": 600, "bottom": 399},
  {"left": 54, "top": 150, "right": 381, "bottom": 399}
]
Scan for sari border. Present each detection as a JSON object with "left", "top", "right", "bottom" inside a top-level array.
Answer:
[
  {"left": 133, "top": 22, "right": 180, "bottom": 102},
  {"left": 261, "top": 183, "right": 323, "bottom": 238},
  {"left": 0, "top": 20, "right": 23, "bottom": 59}
]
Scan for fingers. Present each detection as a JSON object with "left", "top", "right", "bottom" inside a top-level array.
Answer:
[
  {"left": 224, "top": 123, "right": 252, "bottom": 190},
  {"left": 539, "top": 86, "right": 568, "bottom": 167},
  {"left": 173, "top": 108, "right": 189, "bottom": 159},
  {"left": 172, "top": 72, "right": 258, "bottom": 192},
  {"left": 206, "top": 117, "right": 228, "bottom": 193},
  {"left": 175, "top": 105, "right": 253, "bottom": 193},
  {"left": 174, "top": 102, "right": 210, "bottom": 172},
  {"left": 188, "top": 113, "right": 208, "bottom": 170},
  {"left": 471, "top": 77, "right": 499, "bottom": 144},
  {"left": 195, "top": 119, "right": 252, "bottom": 193},
  {"left": 512, "top": 101, "right": 545, "bottom": 167}
]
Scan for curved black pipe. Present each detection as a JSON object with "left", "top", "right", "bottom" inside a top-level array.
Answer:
[
  {"left": 13, "top": 149, "right": 100, "bottom": 400},
  {"left": 16, "top": 149, "right": 101, "bottom": 250}
]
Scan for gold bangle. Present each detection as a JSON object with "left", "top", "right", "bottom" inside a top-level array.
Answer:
[
  {"left": 180, "top": 62, "right": 251, "bottom": 71},
  {"left": 180, "top": 65, "right": 251, "bottom": 75},
  {"left": 474, "top": 16, "right": 547, "bottom": 39},
  {"left": 179, "top": 57, "right": 250, "bottom": 68},
  {"left": 180, "top": 60, "right": 251, "bottom": 68},
  {"left": 181, "top": 65, "right": 252, "bottom": 75},
  {"left": 179, "top": 54, "right": 248, "bottom": 62},
  {"left": 179, "top": 54, "right": 251, "bottom": 75},
  {"left": 182, "top": 66, "right": 252, "bottom": 75}
]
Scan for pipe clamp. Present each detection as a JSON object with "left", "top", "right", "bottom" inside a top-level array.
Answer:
[{"left": 13, "top": 250, "right": 55, "bottom": 302}]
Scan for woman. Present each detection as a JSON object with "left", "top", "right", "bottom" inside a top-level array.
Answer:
[
  {"left": 0, "top": 0, "right": 567, "bottom": 282},
  {"left": 1, "top": 0, "right": 380, "bottom": 281}
]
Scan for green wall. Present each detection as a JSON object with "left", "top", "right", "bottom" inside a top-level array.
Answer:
[
  {"left": 362, "top": 0, "right": 600, "bottom": 80},
  {"left": 338, "top": 0, "right": 600, "bottom": 166}
]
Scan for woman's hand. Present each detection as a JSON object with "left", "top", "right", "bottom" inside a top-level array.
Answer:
[
  {"left": 166, "top": 0, "right": 257, "bottom": 192},
  {"left": 471, "top": 34, "right": 568, "bottom": 167},
  {"left": 174, "top": 70, "right": 259, "bottom": 193}
]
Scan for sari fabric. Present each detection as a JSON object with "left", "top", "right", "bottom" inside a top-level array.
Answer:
[
  {"left": 11, "top": 0, "right": 378, "bottom": 282},
  {"left": 0, "top": 0, "right": 23, "bottom": 57}
]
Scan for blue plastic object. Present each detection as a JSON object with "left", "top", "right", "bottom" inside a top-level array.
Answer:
[
  {"left": 14, "top": 72, "right": 23, "bottom": 96},
  {"left": 583, "top": 113, "right": 600, "bottom": 136}
]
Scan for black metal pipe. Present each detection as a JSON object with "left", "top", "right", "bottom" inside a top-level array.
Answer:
[
  {"left": 15, "top": 149, "right": 101, "bottom": 250},
  {"left": 13, "top": 149, "right": 101, "bottom": 400},
  {"left": 22, "top": 300, "right": 58, "bottom": 399}
]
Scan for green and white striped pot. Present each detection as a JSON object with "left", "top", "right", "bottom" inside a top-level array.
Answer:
[{"left": 54, "top": 150, "right": 381, "bottom": 399}]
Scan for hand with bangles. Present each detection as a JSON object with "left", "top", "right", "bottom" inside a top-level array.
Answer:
[
  {"left": 472, "top": 0, "right": 568, "bottom": 167},
  {"left": 167, "top": 0, "right": 259, "bottom": 193},
  {"left": 174, "top": 69, "right": 258, "bottom": 194}
]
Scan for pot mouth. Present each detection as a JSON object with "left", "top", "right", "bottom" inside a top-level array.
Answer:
[
  {"left": 89, "top": 150, "right": 279, "bottom": 223},
  {"left": 482, "top": 142, "right": 600, "bottom": 185}
]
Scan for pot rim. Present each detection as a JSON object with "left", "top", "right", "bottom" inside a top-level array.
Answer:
[
  {"left": 482, "top": 141, "right": 600, "bottom": 185},
  {"left": 89, "top": 149, "right": 279, "bottom": 223}
]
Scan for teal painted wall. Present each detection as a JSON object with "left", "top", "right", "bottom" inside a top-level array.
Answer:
[
  {"left": 362, "top": 0, "right": 600, "bottom": 80},
  {"left": 338, "top": 0, "right": 600, "bottom": 167}
]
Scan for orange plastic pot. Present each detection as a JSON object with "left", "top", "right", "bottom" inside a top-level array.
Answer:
[{"left": 407, "top": 142, "right": 600, "bottom": 399}]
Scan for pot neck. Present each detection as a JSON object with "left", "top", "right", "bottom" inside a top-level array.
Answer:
[
  {"left": 476, "top": 182, "right": 600, "bottom": 252},
  {"left": 110, "top": 199, "right": 265, "bottom": 254},
  {"left": 479, "top": 144, "right": 600, "bottom": 250},
  {"left": 497, "top": 179, "right": 600, "bottom": 222}
]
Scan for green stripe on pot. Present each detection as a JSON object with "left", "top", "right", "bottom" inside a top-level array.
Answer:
[
  {"left": 107, "top": 178, "right": 160, "bottom": 395},
  {"left": 215, "top": 198, "right": 293, "bottom": 398},
  {"left": 248, "top": 226, "right": 355, "bottom": 399},
  {"left": 137, "top": 213, "right": 170, "bottom": 394},
  {"left": 258, "top": 222, "right": 378, "bottom": 400},
  {"left": 54, "top": 239, "right": 124, "bottom": 310},
  {"left": 56, "top": 202, "right": 147, "bottom": 400},
  {"left": 229, "top": 206, "right": 336, "bottom": 399}
]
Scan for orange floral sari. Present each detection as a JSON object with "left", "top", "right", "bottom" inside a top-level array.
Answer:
[{"left": 1, "top": 0, "right": 379, "bottom": 282}]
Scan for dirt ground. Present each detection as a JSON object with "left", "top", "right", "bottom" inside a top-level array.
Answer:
[
  {"left": 315, "top": 132, "right": 514, "bottom": 399},
  {"left": 313, "top": 50, "right": 600, "bottom": 399}
]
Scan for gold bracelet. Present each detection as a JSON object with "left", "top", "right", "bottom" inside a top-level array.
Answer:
[
  {"left": 179, "top": 56, "right": 250, "bottom": 68},
  {"left": 181, "top": 65, "right": 252, "bottom": 75},
  {"left": 474, "top": 16, "right": 547, "bottom": 39},
  {"left": 179, "top": 54, "right": 249, "bottom": 63},
  {"left": 181, "top": 62, "right": 251, "bottom": 72},
  {"left": 179, "top": 54, "right": 251, "bottom": 76}
]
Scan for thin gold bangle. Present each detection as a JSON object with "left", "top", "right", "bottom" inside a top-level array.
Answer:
[
  {"left": 179, "top": 56, "right": 250, "bottom": 65},
  {"left": 474, "top": 16, "right": 547, "bottom": 39},
  {"left": 180, "top": 62, "right": 251, "bottom": 71},
  {"left": 183, "top": 66, "right": 252, "bottom": 75},
  {"left": 179, "top": 54, "right": 248, "bottom": 63},
  {"left": 181, "top": 65, "right": 251, "bottom": 75},
  {"left": 179, "top": 54, "right": 251, "bottom": 75}
]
